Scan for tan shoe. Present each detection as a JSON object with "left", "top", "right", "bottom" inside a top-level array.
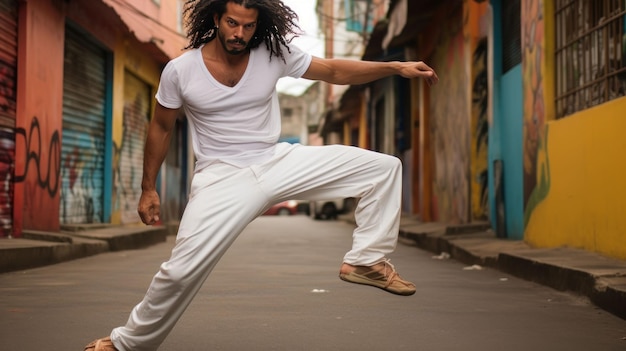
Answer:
[
  {"left": 339, "top": 259, "right": 416, "bottom": 296},
  {"left": 84, "top": 337, "right": 118, "bottom": 351}
]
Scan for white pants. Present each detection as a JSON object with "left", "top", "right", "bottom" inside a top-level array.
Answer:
[{"left": 111, "top": 143, "right": 402, "bottom": 351}]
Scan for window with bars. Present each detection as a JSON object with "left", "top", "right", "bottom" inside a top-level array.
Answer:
[
  {"left": 502, "top": 0, "right": 521, "bottom": 73},
  {"left": 345, "top": 0, "right": 374, "bottom": 33},
  {"left": 555, "top": 0, "right": 626, "bottom": 118}
]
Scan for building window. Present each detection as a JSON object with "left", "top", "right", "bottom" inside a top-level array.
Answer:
[
  {"left": 555, "top": 0, "right": 626, "bottom": 118},
  {"left": 282, "top": 108, "right": 293, "bottom": 119},
  {"left": 345, "top": 0, "right": 374, "bottom": 33},
  {"left": 502, "top": 0, "right": 521, "bottom": 73}
]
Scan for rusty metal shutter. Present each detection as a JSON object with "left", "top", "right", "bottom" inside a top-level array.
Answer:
[
  {"left": 118, "top": 71, "right": 149, "bottom": 224},
  {"left": 61, "top": 26, "right": 106, "bottom": 224},
  {"left": 0, "top": 0, "right": 17, "bottom": 127},
  {"left": 0, "top": 0, "right": 17, "bottom": 237}
]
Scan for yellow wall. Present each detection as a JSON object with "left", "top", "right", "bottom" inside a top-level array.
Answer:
[
  {"left": 110, "top": 37, "right": 161, "bottom": 225},
  {"left": 525, "top": 97, "right": 626, "bottom": 260}
]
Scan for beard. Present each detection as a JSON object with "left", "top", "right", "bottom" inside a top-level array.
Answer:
[{"left": 216, "top": 29, "right": 248, "bottom": 55}]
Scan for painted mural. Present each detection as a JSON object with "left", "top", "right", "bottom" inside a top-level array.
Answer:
[
  {"left": 112, "top": 72, "right": 149, "bottom": 224},
  {"left": 60, "top": 27, "right": 107, "bottom": 224},
  {"left": 521, "top": 0, "right": 550, "bottom": 224},
  {"left": 523, "top": 1, "right": 626, "bottom": 260},
  {"left": 429, "top": 3, "right": 470, "bottom": 223},
  {"left": 60, "top": 136, "right": 105, "bottom": 224},
  {"left": 468, "top": 1, "right": 490, "bottom": 220},
  {"left": 471, "top": 37, "right": 489, "bottom": 220}
]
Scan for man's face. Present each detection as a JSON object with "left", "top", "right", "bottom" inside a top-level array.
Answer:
[{"left": 215, "top": 2, "right": 259, "bottom": 55}]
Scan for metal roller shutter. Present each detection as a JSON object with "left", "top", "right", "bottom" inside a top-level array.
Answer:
[
  {"left": 61, "top": 26, "right": 106, "bottom": 224},
  {"left": 0, "top": 0, "right": 17, "bottom": 237},
  {"left": 118, "top": 71, "right": 149, "bottom": 224}
]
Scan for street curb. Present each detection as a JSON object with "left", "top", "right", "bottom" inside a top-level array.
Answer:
[
  {"left": 397, "top": 225, "right": 626, "bottom": 320},
  {"left": 0, "top": 234, "right": 109, "bottom": 274},
  {"left": 66, "top": 225, "right": 168, "bottom": 251},
  {"left": 497, "top": 250, "right": 626, "bottom": 320},
  {"left": 0, "top": 225, "right": 168, "bottom": 274}
]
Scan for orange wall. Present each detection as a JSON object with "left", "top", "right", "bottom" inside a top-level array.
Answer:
[
  {"left": 13, "top": 0, "right": 168, "bottom": 233},
  {"left": 14, "top": 0, "right": 65, "bottom": 233}
]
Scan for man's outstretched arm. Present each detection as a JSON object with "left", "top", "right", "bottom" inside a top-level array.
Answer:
[{"left": 302, "top": 56, "right": 439, "bottom": 87}]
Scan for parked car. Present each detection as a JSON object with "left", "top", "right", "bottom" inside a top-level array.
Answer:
[
  {"left": 309, "top": 198, "right": 346, "bottom": 220},
  {"left": 263, "top": 200, "right": 299, "bottom": 216}
]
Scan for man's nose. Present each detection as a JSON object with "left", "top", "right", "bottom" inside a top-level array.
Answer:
[{"left": 233, "top": 26, "right": 244, "bottom": 38}]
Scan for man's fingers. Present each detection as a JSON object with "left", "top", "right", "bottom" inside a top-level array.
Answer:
[
  {"left": 424, "top": 70, "right": 439, "bottom": 86},
  {"left": 138, "top": 205, "right": 160, "bottom": 225}
]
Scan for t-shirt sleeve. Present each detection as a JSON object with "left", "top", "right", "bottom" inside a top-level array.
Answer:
[
  {"left": 155, "top": 61, "right": 183, "bottom": 109},
  {"left": 282, "top": 44, "right": 313, "bottom": 79}
]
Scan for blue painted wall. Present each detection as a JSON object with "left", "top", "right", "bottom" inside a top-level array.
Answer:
[{"left": 489, "top": 0, "right": 524, "bottom": 239}]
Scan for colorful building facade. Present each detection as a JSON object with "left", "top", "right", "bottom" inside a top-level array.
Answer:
[
  {"left": 333, "top": 0, "right": 626, "bottom": 260},
  {"left": 0, "top": 0, "right": 189, "bottom": 237},
  {"left": 522, "top": 0, "right": 626, "bottom": 260}
]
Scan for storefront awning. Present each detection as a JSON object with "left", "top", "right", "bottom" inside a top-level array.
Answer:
[{"left": 101, "top": 0, "right": 187, "bottom": 63}]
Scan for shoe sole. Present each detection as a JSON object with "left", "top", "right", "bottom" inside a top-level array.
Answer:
[{"left": 339, "top": 272, "right": 416, "bottom": 296}]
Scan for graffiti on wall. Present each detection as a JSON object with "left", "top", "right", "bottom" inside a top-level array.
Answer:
[
  {"left": 14, "top": 117, "right": 62, "bottom": 229},
  {"left": 471, "top": 36, "right": 489, "bottom": 220},
  {"left": 112, "top": 101, "right": 146, "bottom": 224},
  {"left": 14, "top": 117, "right": 61, "bottom": 196},
  {"left": 112, "top": 73, "right": 149, "bottom": 224},
  {"left": 522, "top": 0, "right": 551, "bottom": 224},
  {"left": 0, "top": 128, "right": 14, "bottom": 237},
  {"left": 60, "top": 137, "right": 105, "bottom": 224},
  {"left": 0, "top": 57, "right": 17, "bottom": 237},
  {"left": 469, "top": 0, "right": 490, "bottom": 221}
]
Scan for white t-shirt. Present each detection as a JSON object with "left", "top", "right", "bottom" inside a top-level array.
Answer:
[{"left": 156, "top": 43, "right": 312, "bottom": 170}]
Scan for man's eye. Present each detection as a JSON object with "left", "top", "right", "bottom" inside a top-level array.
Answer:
[{"left": 227, "top": 19, "right": 236, "bottom": 26}]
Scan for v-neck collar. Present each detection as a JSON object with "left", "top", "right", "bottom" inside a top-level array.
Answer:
[{"left": 197, "top": 46, "right": 254, "bottom": 91}]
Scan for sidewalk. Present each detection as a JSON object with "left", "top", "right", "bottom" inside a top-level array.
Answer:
[
  {"left": 0, "top": 223, "right": 172, "bottom": 274},
  {"left": 348, "top": 214, "right": 626, "bottom": 321},
  {"left": 1, "top": 216, "right": 625, "bottom": 321}
]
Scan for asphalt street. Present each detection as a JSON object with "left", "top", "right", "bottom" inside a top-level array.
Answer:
[{"left": 1, "top": 216, "right": 624, "bottom": 350}]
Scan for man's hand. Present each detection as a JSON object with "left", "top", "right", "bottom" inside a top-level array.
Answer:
[
  {"left": 399, "top": 61, "right": 439, "bottom": 86},
  {"left": 138, "top": 189, "right": 161, "bottom": 225}
]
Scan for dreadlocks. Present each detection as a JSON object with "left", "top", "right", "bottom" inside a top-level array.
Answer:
[{"left": 183, "top": 0, "right": 302, "bottom": 61}]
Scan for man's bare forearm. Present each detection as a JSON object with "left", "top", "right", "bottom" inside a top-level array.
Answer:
[
  {"left": 141, "top": 104, "right": 178, "bottom": 192},
  {"left": 303, "top": 57, "right": 438, "bottom": 87},
  {"left": 322, "top": 59, "right": 401, "bottom": 85},
  {"left": 141, "top": 126, "right": 171, "bottom": 192}
]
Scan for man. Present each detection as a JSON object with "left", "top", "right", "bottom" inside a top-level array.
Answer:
[{"left": 85, "top": 0, "right": 438, "bottom": 350}]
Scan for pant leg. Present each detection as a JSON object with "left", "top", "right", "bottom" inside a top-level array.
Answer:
[
  {"left": 109, "top": 144, "right": 402, "bottom": 350},
  {"left": 252, "top": 143, "right": 402, "bottom": 266},
  {"left": 110, "top": 164, "right": 268, "bottom": 351}
]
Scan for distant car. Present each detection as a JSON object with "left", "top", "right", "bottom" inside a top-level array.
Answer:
[
  {"left": 263, "top": 200, "right": 299, "bottom": 216},
  {"left": 309, "top": 198, "right": 345, "bottom": 220}
]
